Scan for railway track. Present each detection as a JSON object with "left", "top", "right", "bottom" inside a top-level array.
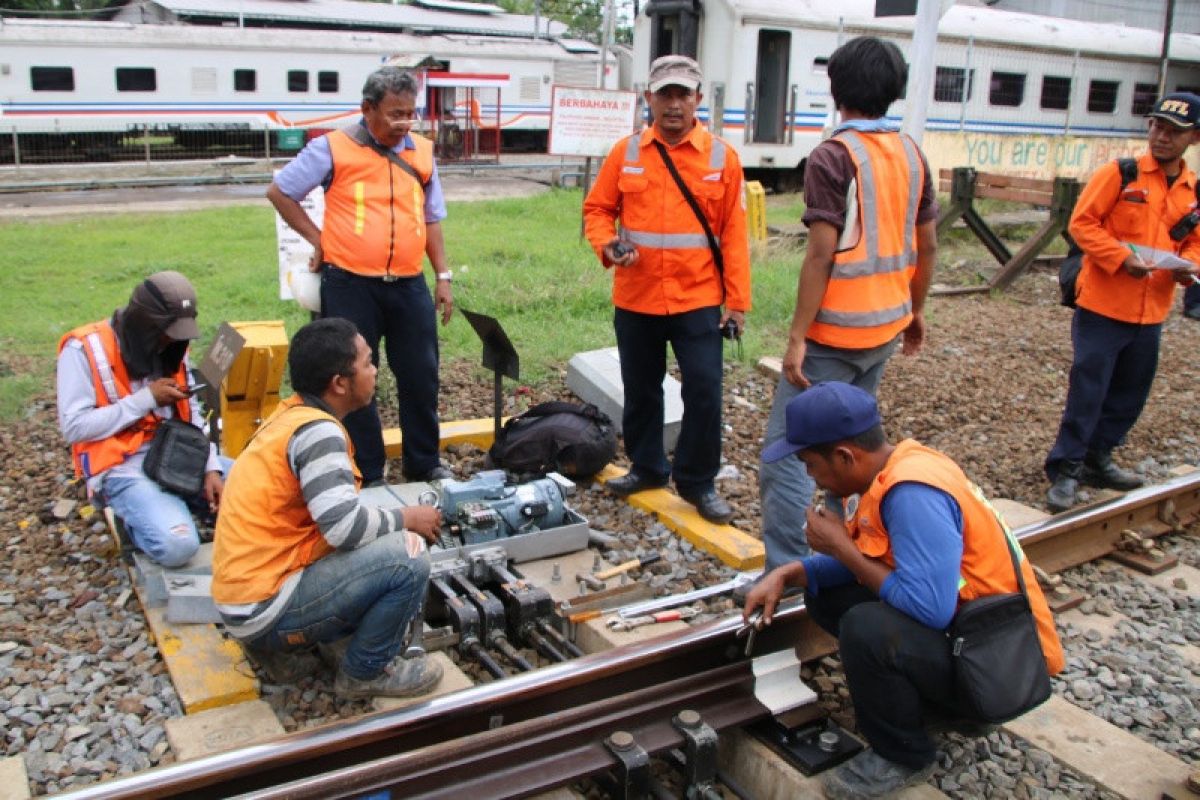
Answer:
[{"left": 50, "top": 470, "right": 1200, "bottom": 800}]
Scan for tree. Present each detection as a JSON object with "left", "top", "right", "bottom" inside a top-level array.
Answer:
[{"left": 495, "top": 0, "right": 631, "bottom": 45}]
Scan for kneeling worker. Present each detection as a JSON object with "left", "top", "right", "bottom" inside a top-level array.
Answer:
[
  {"left": 744, "top": 382, "right": 1063, "bottom": 798},
  {"left": 213, "top": 318, "right": 444, "bottom": 697}
]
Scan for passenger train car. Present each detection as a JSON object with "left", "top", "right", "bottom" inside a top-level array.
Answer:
[
  {"left": 0, "top": 14, "right": 612, "bottom": 158},
  {"left": 635, "top": 0, "right": 1200, "bottom": 186}
]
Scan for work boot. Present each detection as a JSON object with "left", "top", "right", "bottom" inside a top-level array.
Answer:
[
  {"left": 822, "top": 749, "right": 935, "bottom": 800},
  {"left": 1046, "top": 460, "right": 1082, "bottom": 513},
  {"left": 679, "top": 489, "right": 735, "bottom": 525},
  {"left": 244, "top": 643, "right": 325, "bottom": 685},
  {"left": 606, "top": 471, "right": 669, "bottom": 497},
  {"left": 1082, "top": 451, "right": 1143, "bottom": 491},
  {"left": 334, "top": 654, "right": 443, "bottom": 699}
]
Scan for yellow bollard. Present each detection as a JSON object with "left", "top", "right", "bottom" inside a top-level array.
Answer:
[
  {"left": 745, "top": 180, "right": 767, "bottom": 243},
  {"left": 219, "top": 321, "right": 288, "bottom": 457}
]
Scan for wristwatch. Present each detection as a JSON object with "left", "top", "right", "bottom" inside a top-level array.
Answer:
[{"left": 436, "top": 270, "right": 453, "bottom": 282}]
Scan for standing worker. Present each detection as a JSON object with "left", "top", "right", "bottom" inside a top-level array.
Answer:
[
  {"left": 1045, "top": 94, "right": 1200, "bottom": 511},
  {"left": 268, "top": 66, "right": 454, "bottom": 486},
  {"left": 583, "top": 55, "right": 751, "bottom": 524},
  {"left": 758, "top": 36, "right": 938, "bottom": 570}
]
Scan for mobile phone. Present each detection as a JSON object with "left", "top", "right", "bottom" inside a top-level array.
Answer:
[{"left": 185, "top": 383, "right": 209, "bottom": 396}]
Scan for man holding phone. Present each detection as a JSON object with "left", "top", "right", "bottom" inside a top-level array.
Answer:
[{"left": 57, "top": 271, "right": 224, "bottom": 567}]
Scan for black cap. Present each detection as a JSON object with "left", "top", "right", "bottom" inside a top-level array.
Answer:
[{"left": 129, "top": 271, "right": 200, "bottom": 341}]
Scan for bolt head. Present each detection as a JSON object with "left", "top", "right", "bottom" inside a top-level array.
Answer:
[{"left": 608, "top": 730, "right": 635, "bottom": 750}]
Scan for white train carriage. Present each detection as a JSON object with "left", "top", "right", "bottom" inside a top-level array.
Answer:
[
  {"left": 0, "top": 17, "right": 609, "bottom": 156},
  {"left": 635, "top": 0, "right": 1200, "bottom": 186}
]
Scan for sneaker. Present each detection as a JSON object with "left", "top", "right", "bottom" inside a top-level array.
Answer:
[
  {"left": 334, "top": 654, "right": 444, "bottom": 699},
  {"left": 822, "top": 749, "right": 935, "bottom": 800},
  {"left": 244, "top": 643, "right": 325, "bottom": 684}
]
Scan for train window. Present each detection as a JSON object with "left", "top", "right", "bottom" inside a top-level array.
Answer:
[
  {"left": 1131, "top": 83, "right": 1157, "bottom": 116},
  {"left": 934, "top": 67, "right": 973, "bottom": 103},
  {"left": 30, "top": 66, "right": 74, "bottom": 92},
  {"left": 288, "top": 71, "right": 309, "bottom": 93},
  {"left": 116, "top": 68, "right": 157, "bottom": 92},
  {"left": 318, "top": 71, "right": 339, "bottom": 93},
  {"left": 1087, "top": 80, "right": 1119, "bottom": 114},
  {"left": 1040, "top": 76, "right": 1071, "bottom": 111},
  {"left": 812, "top": 57, "right": 829, "bottom": 75},
  {"left": 1175, "top": 84, "right": 1200, "bottom": 95},
  {"left": 988, "top": 71, "right": 1025, "bottom": 107},
  {"left": 234, "top": 69, "right": 257, "bottom": 92}
]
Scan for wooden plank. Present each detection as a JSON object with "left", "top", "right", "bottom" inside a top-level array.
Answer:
[
  {"left": 165, "top": 700, "right": 284, "bottom": 762},
  {"left": 0, "top": 757, "right": 31, "bottom": 800},
  {"left": 1004, "top": 696, "right": 1200, "bottom": 800},
  {"left": 975, "top": 173, "right": 1056, "bottom": 191},
  {"left": 973, "top": 185, "right": 1054, "bottom": 205},
  {"left": 382, "top": 416, "right": 506, "bottom": 459}
]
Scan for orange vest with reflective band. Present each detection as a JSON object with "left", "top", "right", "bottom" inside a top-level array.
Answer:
[
  {"left": 807, "top": 131, "right": 923, "bottom": 349},
  {"left": 57, "top": 320, "right": 191, "bottom": 480},
  {"left": 321, "top": 129, "right": 434, "bottom": 279},
  {"left": 848, "top": 439, "right": 1065, "bottom": 676},
  {"left": 212, "top": 396, "right": 360, "bottom": 605}
]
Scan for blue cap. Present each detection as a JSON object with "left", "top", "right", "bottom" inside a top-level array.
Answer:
[
  {"left": 1149, "top": 93, "right": 1200, "bottom": 129},
  {"left": 761, "top": 382, "right": 882, "bottom": 463}
]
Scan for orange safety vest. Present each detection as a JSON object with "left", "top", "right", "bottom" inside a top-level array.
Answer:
[
  {"left": 321, "top": 128, "right": 434, "bottom": 279},
  {"left": 848, "top": 439, "right": 1065, "bottom": 676},
  {"left": 807, "top": 131, "right": 923, "bottom": 350},
  {"left": 1073, "top": 153, "right": 1200, "bottom": 325},
  {"left": 212, "top": 396, "right": 361, "bottom": 605},
  {"left": 57, "top": 320, "right": 191, "bottom": 480}
]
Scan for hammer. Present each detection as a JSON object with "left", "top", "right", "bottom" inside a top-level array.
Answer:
[{"left": 595, "top": 553, "right": 662, "bottom": 581}]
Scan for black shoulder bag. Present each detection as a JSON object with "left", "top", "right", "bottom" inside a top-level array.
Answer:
[
  {"left": 948, "top": 531, "right": 1052, "bottom": 723},
  {"left": 143, "top": 417, "right": 211, "bottom": 497},
  {"left": 342, "top": 122, "right": 431, "bottom": 189}
]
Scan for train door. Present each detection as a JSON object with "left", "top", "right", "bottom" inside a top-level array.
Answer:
[
  {"left": 751, "top": 29, "right": 791, "bottom": 144},
  {"left": 645, "top": 0, "right": 700, "bottom": 59}
]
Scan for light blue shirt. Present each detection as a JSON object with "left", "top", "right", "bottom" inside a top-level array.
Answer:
[{"left": 273, "top": 121, "right": 447, "bottom": 224}]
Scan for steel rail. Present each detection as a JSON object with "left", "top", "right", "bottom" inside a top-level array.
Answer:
[{"left": 53, "top": 470, "right": 1200, "bottom": 799}]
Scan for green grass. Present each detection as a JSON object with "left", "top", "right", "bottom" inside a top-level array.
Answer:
[{"left": 0, "top": 189, "right": 809, "bottom": 420}]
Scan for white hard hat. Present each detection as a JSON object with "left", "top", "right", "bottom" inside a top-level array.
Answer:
[{"left": 289, "top": 268, "right": 322, "bottom": 313}]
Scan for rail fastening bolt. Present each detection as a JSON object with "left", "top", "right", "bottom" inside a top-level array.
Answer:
[
  {"left": 550, "top": 562, "right": 561, "bottom": 583},
  {"left": 608, "top": 730, "right": 635, "bottom": 751},
  {"left": 818, "top": 731, "right": 840, "bottom": 753},
  {"left": 675, "top": 709, "right": 701, "bottom": 729}
]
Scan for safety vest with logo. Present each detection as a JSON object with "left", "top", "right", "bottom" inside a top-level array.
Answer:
[
  {"left": 321, "top": 129, "right": 434, "bottom": 279},
  {"left": 1073, "top": 152, "right": 1200, "bottom": 325},
  {"left": 212, "top": 396, "right": 361, "bottom": 605},
  {"left": 807, "top": 131, "right": 923, "bottom": 349},
  {"left": 848, "top": 439, "right": 1065, "bottom": 676},
  {"left": 585, "top": 124, "right": 751, "bottom": 314},
  {"left": 57, "top": 320, "right": 191, "bottom": 480}
]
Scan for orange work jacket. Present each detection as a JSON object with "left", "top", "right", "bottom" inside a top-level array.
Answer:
[
  {"left": 212, "top": 396, "right": 360, "bottom": 605},
  {"left": 321, "top": 129, "right": 435, "bottom": 280},
  {"left": 849, "top": 439, "right": 1065, "bottom": 676},
  {"left": 807, "top": 131, "right": 923, "bottom": 349},
  {"left": 583, "top": 123, "right": 751, "bottom": 315},
  {"left": 58, "top": 320, "right": 191, "bottom": 480},
  {"left": 1071, "top": 153, "right": 1200, "bottom": 325}
]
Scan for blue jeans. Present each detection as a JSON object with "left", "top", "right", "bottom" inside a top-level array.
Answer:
[
  {"left": 248, "top": 535, "right": 431, "bottom": 680},
  {"left": 1045, "top": 307, "right": 1161, "bottom": 478},
  {"left": 1185, "top": 282, "right": 1200, "bottom": 314},
  {"left": 759, "top": 338, "right": 897, "bottom": 570},
  {"left": 101, "top": 455, "right": 234, "bottom": 568}
]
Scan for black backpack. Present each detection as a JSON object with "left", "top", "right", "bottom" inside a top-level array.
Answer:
[
  {"left": 1059, "top": 158, "right": 1137, "bottom": 308},
  {"left": 487, "top": 401, "right": 617, "bottom": 479}
]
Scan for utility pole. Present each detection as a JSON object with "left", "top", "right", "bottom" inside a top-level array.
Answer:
[
  {"left": 1157, "top": 0, "right": 1176, "bottom": 98},
  {"left": 900, "top": 0, "right": 939, "bottom": 146}
]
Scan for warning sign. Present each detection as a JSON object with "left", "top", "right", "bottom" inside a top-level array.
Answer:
[{"left": 549, "top": 86, "right": 639, "bottom": 157}]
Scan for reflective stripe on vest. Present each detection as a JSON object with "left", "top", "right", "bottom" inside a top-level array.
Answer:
[
  {"left": 619, "top": 132, "right": 725, "bottom": 251},
  {"left": 84, "top": 331, "right": 121, "bottom": 405}
]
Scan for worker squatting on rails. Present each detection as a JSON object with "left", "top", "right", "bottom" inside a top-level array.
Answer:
[
  {"left": 56, "top": 271, "right": 228, "bottom": 569},
  {"left": 583, "top": 54, "right": 752, "bottom": 526},
  {"left": 1045, "top": 93, "right": 1200, "bottom": 513},
  {"left": 211, "top": 318, "right": 446, "bottom": 698},
  {"left": 744, "top": 382, "right": 1065, "bottom": 799},
  {"left": 267, "top": 66, "right": 455, "bottom": 488}
]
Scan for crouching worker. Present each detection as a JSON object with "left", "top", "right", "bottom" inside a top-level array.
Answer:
[
  {"left": 57, "top": 271, "right": 224, "bottom": 568},
  {"left": 744, "top": 382, "right": 1064, "bottom": 799},
  {"left": 212, "top": 318, "right": 444, "bottom": 698}
]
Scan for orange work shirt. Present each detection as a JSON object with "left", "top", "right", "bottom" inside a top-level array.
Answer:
[
  {"left": 1071, "top": 152, "right": 1200, "bottom": 325},
  {"left": 583, "top": 123, "right": 751, "bottom": 315}
]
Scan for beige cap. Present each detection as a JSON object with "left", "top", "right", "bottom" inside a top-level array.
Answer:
[
  {"left": 647, "top": 54, "right": 703, "bottom": 93},
  {"left": 129, "top": 271, "right": 200, "bottom": 341}
]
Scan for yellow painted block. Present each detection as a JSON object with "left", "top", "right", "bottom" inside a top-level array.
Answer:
[
  {"left": 597, "top": 465, "right": 765, "bottom": 570},
  {"left": 131, "top": 571, "right": 259, "bottom": 714},
  {"left": 221, "top": 321, "right": 288, "bottom": 458},
  {"left": 383, "top": 417, "right": 506, "bottom": 459},
  {"left": 745, "top": 180, "right": 767, "bottom": 243}
]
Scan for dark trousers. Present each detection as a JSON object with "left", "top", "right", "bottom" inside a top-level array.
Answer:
[
  {"left": 613, "top": 306, "right": 723, "bottom": 495},
  {"left": 1045, "top": 307, "right": 1161, "bottom": 478},
  {"left": 321, "top": 266, "right": 440, "bottom": 483},
  {"left": 806, "top": 584, "right": 964, "bottom": 770},
  {"left": 1185, "top": 282, "right": 1200, "bottom": 312}
]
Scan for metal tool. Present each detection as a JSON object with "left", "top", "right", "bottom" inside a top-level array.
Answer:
[
  {"left": 607, "top": 606, "right": 699, "bottom": 632},
  {"left": 736, "top": 609, "right": 763, "bottom": 657},
  {"left": 595, "top": 553, "right": 661, "bottom": 581},
  {"left": 616, "top": 572, "right": 758, "bottom": 619}
]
